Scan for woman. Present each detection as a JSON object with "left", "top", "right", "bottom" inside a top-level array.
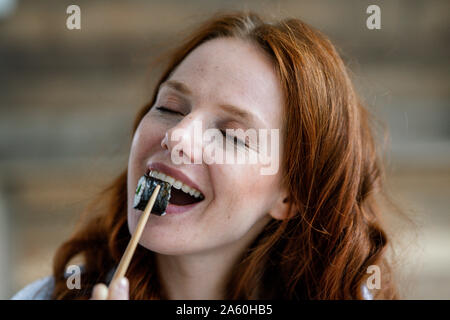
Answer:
[{"left": 12, "top": 11, "right": 397, "bottom": 300}]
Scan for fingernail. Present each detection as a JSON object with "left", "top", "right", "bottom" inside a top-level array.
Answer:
[
  {"left": 92, "top": 283, "right": 108, "bottom": 300},
  {"left": 117, "top": 277, "right": 129, "bottom": 292}
]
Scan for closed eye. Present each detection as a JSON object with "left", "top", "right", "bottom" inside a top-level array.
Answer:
[
  {"left": 156, "top": 106, "right": 184, "bottom": 116},
  {"left": 219, "top": 129, "right": 249, "bottom": 148}
]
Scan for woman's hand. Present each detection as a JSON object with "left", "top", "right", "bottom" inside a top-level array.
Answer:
[{"left": 90, "top": 277, "right": 129, "bottom": 300}]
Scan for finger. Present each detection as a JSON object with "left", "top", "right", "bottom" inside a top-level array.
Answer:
[
  {"left": 90, "top": 283, "right": 109, "bottom": 300},
  {"left": 108, "top": 277, "right": 129, "bottom": 300}
]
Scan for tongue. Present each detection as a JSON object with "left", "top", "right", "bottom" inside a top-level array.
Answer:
[{"left": 169, "top": 187, "right": 200, "bottom": 206}]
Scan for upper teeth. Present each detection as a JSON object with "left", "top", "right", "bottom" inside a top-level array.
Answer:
[{"left": 149, "top": 170, "right": 203, "bottom": 199}]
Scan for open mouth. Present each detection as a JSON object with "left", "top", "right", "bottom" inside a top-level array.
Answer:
[{"left": 148, "top": 169, "right": 204, "bottom": 206}]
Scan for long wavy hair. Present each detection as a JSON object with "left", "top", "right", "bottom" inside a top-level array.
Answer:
[{"left": 52, "top": 11, "right": 398, "bottom": 299}]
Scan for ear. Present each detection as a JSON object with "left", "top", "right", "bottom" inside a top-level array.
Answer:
[{"left": 269, "top": 190, "right": 296, "bottom": 220}]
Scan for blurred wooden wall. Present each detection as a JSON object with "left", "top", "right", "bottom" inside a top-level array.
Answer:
[{"left": 0, "top": 0, "right": 449, "bottom": 299}]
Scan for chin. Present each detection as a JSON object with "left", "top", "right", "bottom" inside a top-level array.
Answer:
[{"left": 138, "top": 239, "right": 197, "bottom": 256}]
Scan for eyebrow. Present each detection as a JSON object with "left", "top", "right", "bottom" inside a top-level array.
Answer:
[
  {"left": 160, "top": 79, "right": 260, "bottom": 125},
  {"left": 159, "top": 80, "right": 192, "bottom": 96},
  {"left": 220, "top": 104, "right": 255, "bottom": 123}
]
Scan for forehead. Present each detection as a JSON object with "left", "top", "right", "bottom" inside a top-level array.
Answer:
[{"left": 164, "top": 37, "right": 284, "bottom": 128}]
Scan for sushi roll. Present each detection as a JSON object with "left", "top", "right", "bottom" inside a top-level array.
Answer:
[{"left": 133, "top": 174, "right": 171, "bottom": 215}]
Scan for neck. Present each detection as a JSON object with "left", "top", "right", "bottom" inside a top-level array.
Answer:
[
  {"left": 156, "top": 249, "right": 230, "bottom": 299},
  {"left": 155, "top": 215, "right": 271, "bottom": 300}
]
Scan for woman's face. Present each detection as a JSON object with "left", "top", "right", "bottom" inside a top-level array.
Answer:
[{"left": 127, "top": 37, "right": 286, "bottom": 255}]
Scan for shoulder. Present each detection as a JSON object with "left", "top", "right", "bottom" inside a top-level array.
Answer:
[
  {"left": 10, "top": 265, "right": 82, "bottom": 300},
  {"left": 10, "top": 265, "right": 116, "bottom": 300},
  {"left": 361, "top": 284, "right": 373, "bottom": 300},
  {"left": 10, "top": 276, "right": 55, "bottom": 300}
]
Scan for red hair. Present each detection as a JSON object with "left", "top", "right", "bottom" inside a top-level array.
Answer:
[{"left": 52, "top": 11, "right": 397, "bottom": 299}]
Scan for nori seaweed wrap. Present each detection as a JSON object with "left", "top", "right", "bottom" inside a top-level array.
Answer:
[{"left": 133, "top": 174, "right": 171, "bottom": 215}]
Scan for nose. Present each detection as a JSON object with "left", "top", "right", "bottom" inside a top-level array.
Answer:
[{"left": 161, "top": 115, "right": 204, "bottom": 165}]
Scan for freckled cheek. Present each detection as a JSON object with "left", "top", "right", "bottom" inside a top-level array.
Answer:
[
  {"left": 210, "top": 164, "right": 276, "bottom": 212},
  {"left": 131, "top": 118, "right": 166, "bottom": 163}
]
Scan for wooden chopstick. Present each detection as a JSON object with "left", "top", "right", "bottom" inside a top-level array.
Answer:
[{"left": 109, "top": 184, "right": 161, "bottom": 286}]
